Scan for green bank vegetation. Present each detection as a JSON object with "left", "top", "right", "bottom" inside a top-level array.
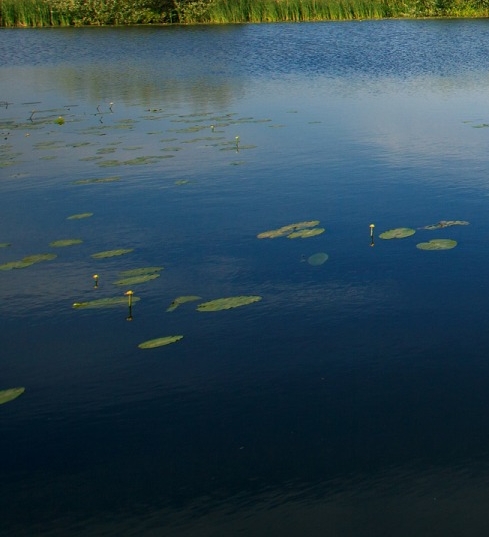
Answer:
[{"left": 1, "top": 0, "right": 489, "bottom": 27}]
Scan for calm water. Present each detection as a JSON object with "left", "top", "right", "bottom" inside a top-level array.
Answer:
[{"left": 2, "top": 19, "right": 489, "bottom": 536}]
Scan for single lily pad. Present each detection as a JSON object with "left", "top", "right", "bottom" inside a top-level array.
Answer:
[
  {"left": 0, "top": 253, "right": 57, "bottom": 270},
  {"left": 50, "top": 239, "right": 83, "bottom": 247},
  {"left": 197, "top": 296, "right": 262, "bottom": 312},
  {"left": 114, "top": 273, "right": 160, "bottom": 286},
  {"left": 72, "top": 296, "right": 140, "bottom": 309},
  {"left": 421, "top": 220, "right": 470, "bottom": 230},
  {"left": 257, "top": 221, "right": 321, "bottom": 239},
  {"left": 0, "top": 387, "right": 25, "bottom": 405},
  {"left": 307, "top": 252, "right": 329, "bottom": 266},
  {"left": 287, "top": 227, "right": 325, "bottom": 239},
  {"left": 118, "top": 267, "right": 163, "bottom": 277},
  {"left": 0, "top": 242, "right": 11, "bottom": 248},
  {"left": 138, "top": 335, "right": 183, "bottom": 349},
  {"left": 73, "top": 176, "right": 120, "bottom": 185},
  {"left": 67, "top": 213, "right": 93, "bottom": 220},
  {"left": 416, "top": 239, "right": 458, "bottom": 250},
  {"left": 91, "top": 248, "right": 134, "bottom": 259},
  {"left": 379, "top": 228, "right": 416, "bottom": 239},
  {"left": 166, "top": 295, "right": 201, "bottom": 312}
]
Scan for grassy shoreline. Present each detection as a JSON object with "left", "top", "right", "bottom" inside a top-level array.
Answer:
[{"left": 1, "top": 0, "right": 488, "bottom": 26}]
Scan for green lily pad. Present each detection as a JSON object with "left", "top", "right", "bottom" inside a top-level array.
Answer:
[
  {"left": 0, "top": 242, "right": 11, "bottom": 248},
  {"left": 91, "top": 248, "right": 134, "bottom": 259},
  {"left": 50, "top": 239, "right": 83, "bottom": 247},
  {"left": 73, "top": 176, "right": 120, "bottom": 185},
  {"left": 257, "top": 221, "right": 321, "bottom": 239},
  {"left": 138, "top": 335, "right": 183, "bottom": 349},
  {"left": 166, "top": 295, "right": 201, "bottom": 312},
  {"left": 197, "top": 296, "right": 262, "bottom": 312},
  {"left": 67, "top": 213, "right": 93, "bottom": 220},
  {"left": 307, "top": 252, "right": 329, "bottom": 266},
  {"left": 72, "top": 296, "right": 140, "bottom": 309},
  {"left": 421, "top": 220, "right": 470, "bottom": 230},
  {"left": 416, "top": 239, "right": 458, "bottom": 250},
  {"left": 0, "top": 387, "right": 25, "bottom": 405},
  {"left": 113, "top": 267, "right": 160, "bottom": 285},
  {"left": 379, "top": 228, "right": 416, "bottom": 239},
  {"left": 114, "top": 273, "right": 160, "bottom": 286},
  {"left": 0, "top": 253, "right": 57, "bottom": 270},
  {"left": 287, "top": 227, "right": 325, "bottom": 239}
]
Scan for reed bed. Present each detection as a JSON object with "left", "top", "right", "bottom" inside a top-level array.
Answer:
[{"left": 1, "top": 0, "right": 488, "bottom": 26}]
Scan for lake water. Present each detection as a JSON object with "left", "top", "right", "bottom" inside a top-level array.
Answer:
[{"left": 2, "top": 19, "right": 489, "bottom": 536}]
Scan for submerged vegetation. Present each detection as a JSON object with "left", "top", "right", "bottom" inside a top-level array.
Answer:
[{"left": 1, "top": 0, "right": 489, "bottom": 26}]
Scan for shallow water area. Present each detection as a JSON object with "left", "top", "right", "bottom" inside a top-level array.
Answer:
[{"left": 2, "top": 20, "right": 489, "bottom": 536}]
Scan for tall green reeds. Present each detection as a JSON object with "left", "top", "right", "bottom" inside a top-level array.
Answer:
[{"left": 1, "top": 0, "right": 488, "bottom": 26}]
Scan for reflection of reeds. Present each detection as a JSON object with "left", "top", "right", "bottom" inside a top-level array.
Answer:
[{"left": 1, "top": 0, "right": 488, "bottom": 26}]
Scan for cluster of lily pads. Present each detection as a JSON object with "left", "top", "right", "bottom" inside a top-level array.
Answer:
[{"left": 378, "top": 220, "right": 469, "bottom": 250}]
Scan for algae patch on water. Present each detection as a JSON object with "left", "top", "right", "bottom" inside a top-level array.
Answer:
[
  {"left": 197, "top": 296, "right": 262, "bottom": 311},
  {"left": 138, "top": 335, "right": 183, "bottom": 349},
  {"left": 379, "top": 228, "right": 416, "bottom": 239},
  {"left": 166, "top": 295, "right": 201, "bottom": 312},
  {"left": 0, "top": 387, "right": 25, "bottom": 405},
  {"left": 416, "top": 239, "right": 458, "bottom": 250}
]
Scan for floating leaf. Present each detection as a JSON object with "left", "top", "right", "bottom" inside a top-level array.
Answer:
[
  {"left": 0, "top": 387, "right": 25, "bottom": 405},
  {"left": 287, "top": 227, "right": 325, "bottom": 239},
  {"left": 197, "top": 296, "right": 262, "bottom": 312},
  {"left": 72, "top": 296, "right": 140, "bottom": 309},
  {"left": 138, "top": 335, "right": 183, "bottom": 349},
  {"left": 119, "top": 267, "right": 163, "bottom": 277},
  {"left": 379, "top": 228, "right": 416, "bottom": 239},
  {"left": 166, "top": 295, "right": 201, "bottom": 312},
  {"left": 114, "top": 273, "right": 160, "bottom": 286},
  {"left": 420, "top": 220, "right": 470, "bottom": 230},
  {"left": 67, "top": 213, "right": 93, "bottom": 220},
  {"left": 73, "top": 176, "right": 120, "bottom": 185},
  {"left": 0, "top": 253, "right": 56, "bottom": 270},
  {"left": 307, "top": 252, "right": 329, "bottom": 266},
  {"left": 416, "top": 239, "right": 458, "bottom": 250},
  {"left": 257, "top": 221, "right": 321, "bottom": 239},
  {"left": 0, "top": 242, "right": 11, "bottom": 248},
  {"left": 91, "top": 248, "right": 134, "bottom": 259},
  {"left": 50, "top": 239, "right": 83, "bottom": 247}
]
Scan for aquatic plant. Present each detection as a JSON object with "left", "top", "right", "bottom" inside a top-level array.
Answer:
[
  {"left": 257, "top": 221, "right": 321, "bottom": 239},
  {"left": 67, "top": 213, "right": 93, "bottom": 220},
  {"left": 287, "top": 227, "right": 325, "bottom": 239},
  {"left": 307, "top": 252, "right": 329, "bottom": 266},
  {"left": 379, "top": 227, "right": 416, "bottom": 239},
  {"left": 166, "top": 295, "right": 201, "bottom": 312},
  {"left": 0, "top": 387, "right": 25, "bottom": 405},
  {"left": 91, "top": 248, "right": 134, "bottom": 259},
  {"left": 416, "top": 239, "right": 458, "bottom": 250},
  {"left": 0, "top": 242, "right": 11, "bottom": 248},
  {"left": 420, "top": 220, "right": 470, "bottom": 230},
  {"left": 0, "top": 253, "right": 56, "bottom": 271},
  {"left": 196, "top": 296, "right": 262, "bottom": 311},
  {"left": 49, "top": 239, "right": 83, "bottom": 247},
  {"left": 72, "top": 295, "right": 140, "bottom": 308},
  {"left": 138, "top": 335, "right": 184, "bottom": 349},
  {"left": 73, "top": 176, "right": 120, "bottom": 185},
  {"left": 114, "top": 267, "right": 162, "bottom": 285}
]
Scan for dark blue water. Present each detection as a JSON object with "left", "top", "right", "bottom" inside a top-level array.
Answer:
[{"left": 2, "top": 20, "right": 489, "bottom": 536}]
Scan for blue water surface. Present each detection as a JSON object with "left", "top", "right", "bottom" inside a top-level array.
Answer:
[{"left": 2, "top": 19, "right": 489, "bottom": 536}]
